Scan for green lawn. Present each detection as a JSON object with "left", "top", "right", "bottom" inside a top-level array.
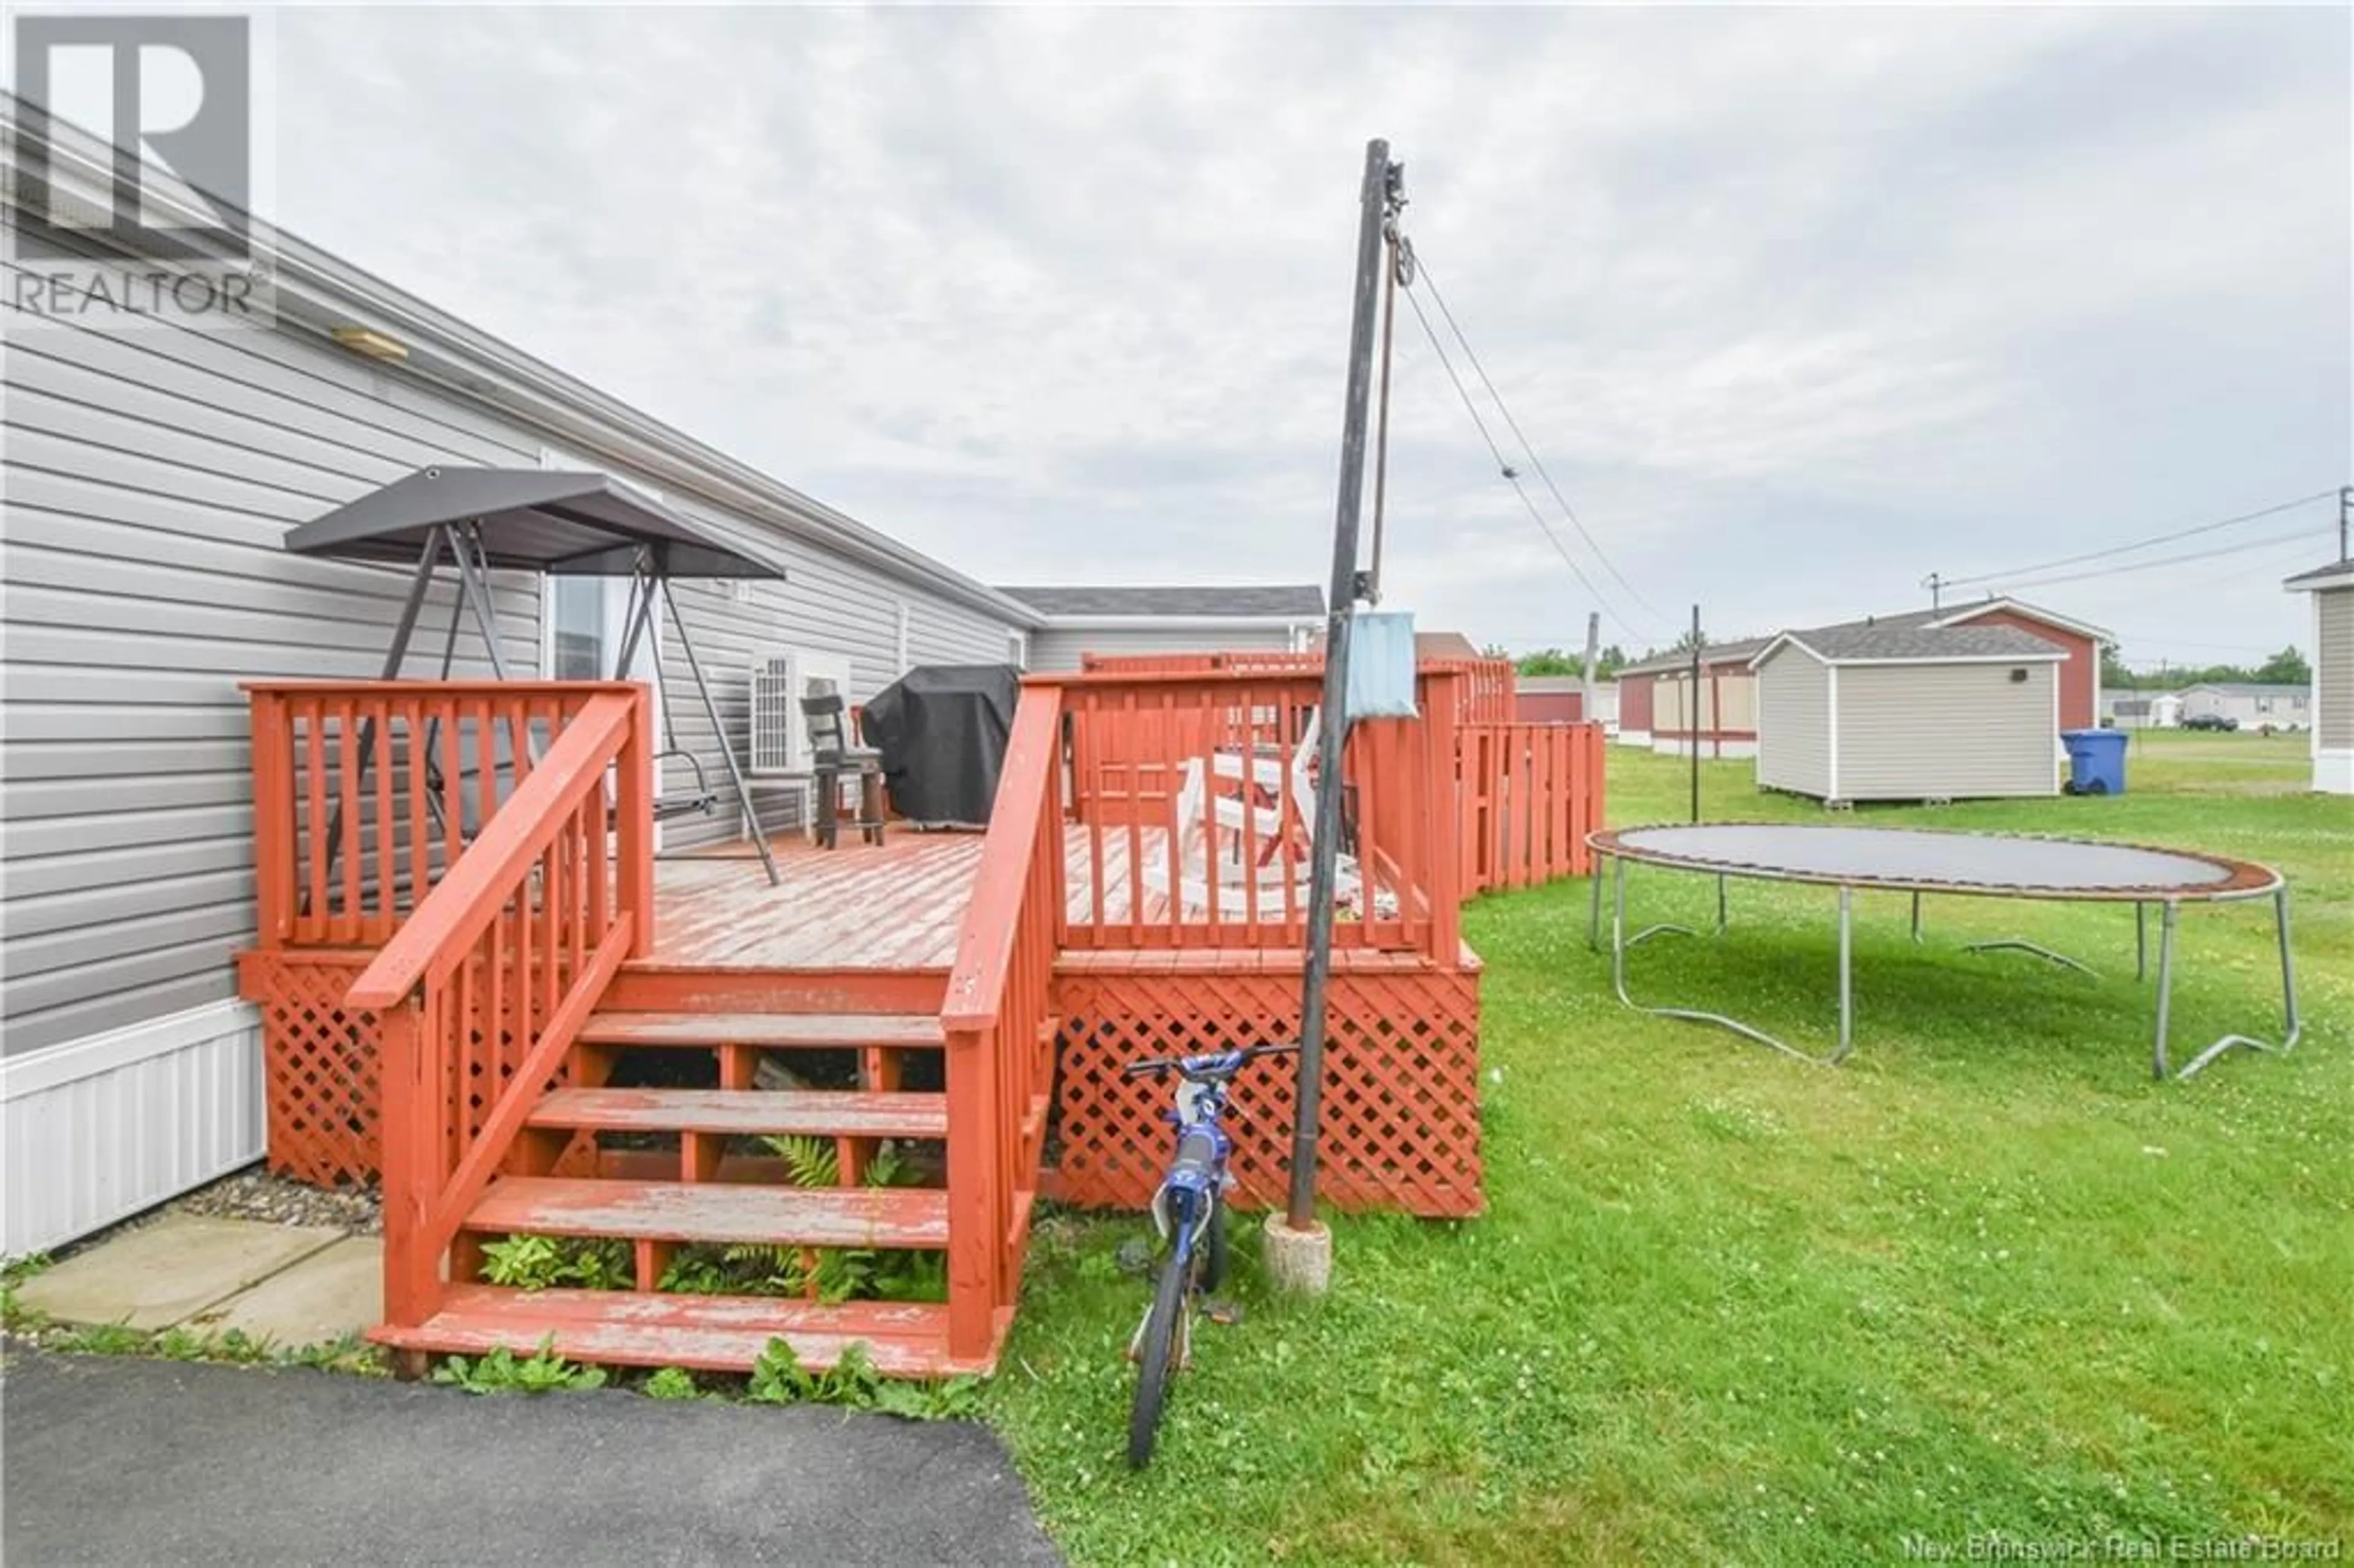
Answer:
[{"left": 989, "top": 731, "right": 2352, "bottom": 1565}]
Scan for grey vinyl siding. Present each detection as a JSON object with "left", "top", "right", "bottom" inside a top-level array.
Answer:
[
  {"left": 1833, "top": 663, "right": 2058, "bottom": 801},
  {"left": 1029, "top": 622, "right": 1300, "bottom": 674},
  {"left": 652, "top": 535, "right": 1019, "bottom": 846},
  {"left": 2320, "top": 590, "right": 2354, "bottom": 750},
  {"left": 2, "top": 308, "right": 544, "bottom": 1056},
  {"left": 1, "top": 297, "right": 1021, "bottom": 1054},
  {"left": 1754, "top": 652, "right": 1831, "bottom": 797}
]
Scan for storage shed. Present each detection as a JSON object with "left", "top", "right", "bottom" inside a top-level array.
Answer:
[
  {"left": 1751, "top": 624, "right": 2067, "bottom": 804},
  {"left": 2283, "top": 557, "right": 2354, "bottom": 793}
]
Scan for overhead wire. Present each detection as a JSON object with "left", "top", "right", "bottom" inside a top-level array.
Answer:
[
  {"left": 1975, "top": 522, "right": 2333, "bottom": 595},
  {"left": 1394, "top": 260, "right": 1659, "bottom": 643},
  {"left": 1411, "top": 251, "right": 1669, "bottom": 625},
  {"left": 1943, "top": 490, "right": 2337, "bottom": 589}
]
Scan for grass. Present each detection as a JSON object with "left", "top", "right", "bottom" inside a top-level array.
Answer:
[{"left": 988, "top": 729, "right": 2352, "bottom": 1564}]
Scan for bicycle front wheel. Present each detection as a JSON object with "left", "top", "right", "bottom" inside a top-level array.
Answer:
[{"left": 1127, "top": 1249, "right": 1189, "bottom": 1469}]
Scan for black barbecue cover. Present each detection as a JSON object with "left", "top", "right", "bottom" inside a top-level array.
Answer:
[{"left": 859, "top": 664, "right": 1021, "bottom": 828}]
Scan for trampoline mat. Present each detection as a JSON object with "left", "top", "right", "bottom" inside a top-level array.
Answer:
[{"left": 1592, "top": 823, "right": 2279, "bottom": 902}]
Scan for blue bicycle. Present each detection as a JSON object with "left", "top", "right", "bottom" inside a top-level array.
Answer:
[{"left": 1122, "top": 1041, "right": 1298, "bottom": 1469}]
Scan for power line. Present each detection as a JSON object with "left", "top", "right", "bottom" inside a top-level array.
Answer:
[
  {"left": 1410, "top": 251, "right": 1669, "bottom": 624},
  {"left": 1395, "top": 280, "right": 1658, "bottom": 642},
  {"left": 1984, "top": 522, "right": 2333, "bottom": 595},
  {"left": 1944, "top": 490, "right": 2337, "bottom": 589}
]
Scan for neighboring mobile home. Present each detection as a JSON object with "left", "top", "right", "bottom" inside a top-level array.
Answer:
[
  {"left": 1515, "top": 675, "right": 1617, "bottom": 729},
  {"left": 997, "top": 584, "right": 1321, "bottom": 673},
  {"left": 1751, "top": 625, "right": 2067, "bottom": 804},
  {"left": 0, "top": 138, "right": 1043, "bottom": 1254},
  {"left": 2283, "top": 558, "right": 2354, "bottom": 793},
  {"left": 2175, "top": 682, "right": 2312, "bottom": 731},
  {"left": 1617, "top": 637, "right": 1772, "bottom": 756}
]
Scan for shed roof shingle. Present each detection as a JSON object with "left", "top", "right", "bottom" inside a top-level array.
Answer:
[
  {"left": 1776, "top": 624, "right": 2065, "bottom": 662},
  {"left": 995, "top": 584, "right": 1323, "bottom": 618}
]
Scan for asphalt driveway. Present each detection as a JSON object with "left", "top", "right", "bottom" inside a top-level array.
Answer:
[{"left": 2, "top": 1351, "right": 1059, "bottom": 1566}]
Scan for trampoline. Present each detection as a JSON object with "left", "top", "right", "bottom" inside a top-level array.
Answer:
[{"left": 1585, "top": 823, "right": 2298, "bottom": 1081}]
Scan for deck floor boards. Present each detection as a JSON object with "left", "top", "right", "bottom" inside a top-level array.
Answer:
[{"left": 647, "top": 826, "right": 1411, "bottom": 973}]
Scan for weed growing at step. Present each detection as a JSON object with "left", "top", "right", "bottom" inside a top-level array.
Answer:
[
  {"left": 642, "top": 1366, "right": 703, "bottom": 1400},
  {"left": 432, "top": 1336, "right": 607, "bottom": 1395},
  {"left": 480, "top": 1234, "right": 632, "bottom": 1291},
  {"left": 648, "top": 1139, "right": 948, "bottom": 1305}
]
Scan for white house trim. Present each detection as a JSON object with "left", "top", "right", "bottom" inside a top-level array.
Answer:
[
  {"left": 1935, "top": 599, "right": 2117, "bottom": 645},
  {"left": 1826, "top": 663, "right": 1842, "bottom": 802},
  {"left": 3, "top": 1000, "right": 265, "bottom": 1257}
]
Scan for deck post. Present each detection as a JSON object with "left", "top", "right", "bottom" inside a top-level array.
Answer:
[
  {"left": 943, "top": 1029, "right": 1000, "bottom": 1361},
  {"left": 378, "top": 994, "right": 442, "bottom": 1329},
  {"left": 1425, "top": 671, "right": 1463, "bottom": 965},
  {"left": 615, "top": 686, "right": 655, "bottom": 957},
  {"left": 248, "top": 690, "right": 294, "bottom": 950}
]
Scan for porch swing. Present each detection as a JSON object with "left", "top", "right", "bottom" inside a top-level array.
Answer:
[{"left": 285, "top": 464, "right": 785, "bottom": 886}]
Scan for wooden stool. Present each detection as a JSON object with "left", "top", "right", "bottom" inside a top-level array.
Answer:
[{"left": 801, "top": 693, "right": 886, "bottom": 848}]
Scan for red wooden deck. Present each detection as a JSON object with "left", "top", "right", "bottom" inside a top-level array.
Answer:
[{"left": 239, "top": 669, "right": 1597, "bottom": 1380}]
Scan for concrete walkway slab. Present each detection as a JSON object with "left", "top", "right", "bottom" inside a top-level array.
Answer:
[
  {"left": 1, "top": 1353, "right": 1061, "bottom": 1566},
  {"left": 194, "top": 1235, "right": 382, "bottom": 1349},
  {"left": 17, "top": 1216, "right": 344, "bottom": 1331}
]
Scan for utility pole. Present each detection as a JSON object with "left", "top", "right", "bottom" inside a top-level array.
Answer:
[
  {"left": 1579, "top": 611, "right": 1601, "bottom": 723},
  {"left": 1272, "top": 137, "right": 1395, "bottom": 1292},
  {"left": 1688, "top": 604, "right": 1702, "bottom": 824},
  {"left": 1921, "top": 571, "right": 1948, "bottom": 612},
  {"left": 2338, "top": 484, "right": 2349, "bottom": 562}
]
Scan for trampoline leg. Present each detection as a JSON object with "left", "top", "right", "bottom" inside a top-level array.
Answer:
[
  {"left": 1833, "top": 886, "right": 1855, "bottom": 1064},
  {"left": 1909, "top": 891, "right": 1922, "bottom": 945},
  {"left": 1588, "top": 854, "right": 1606, "bottom": 953},
  {"left": 1606, "top": 845, "right": 1849, "bottom": 1068},
  {"left": 1716, "top": 875, "right": 1729, "bottom": 937},
  {"left": 2135, "top": 902, "right": 2147, "bottom": 983},
  {"left": 2171, "top": 888, "right": 2304, "bottom": 1082},
  {"left": 2151, "top": 902, "right": 2177, "bottom": 1079}
]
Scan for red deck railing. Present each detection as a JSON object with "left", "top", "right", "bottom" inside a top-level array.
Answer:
[
  {"left": 247, "top": 682, "right": 620, "bottom": 951},
  {"left": 1056, "top": 668, "right": 1464, "bottom": 961},
  {"left": 343, "top": 687, "right": 654, "bottom": 1334},
  {"left": 938, "top": 683, "right": 1066, "bottom": 1360},
  {"left": 1080, "top": 649, "right": 1517, "bottom": 724},
  {"left": 1458, "top": 721, "right": 1607, "bottom": 891}
]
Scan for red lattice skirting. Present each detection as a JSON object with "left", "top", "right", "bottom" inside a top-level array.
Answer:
[
  {"left": 1043, "top": 964, "right": 1483, "bottom": 1218},
  {"left": 238, "top": 950, "right": 379, "bottom": 1187},
  {"left": 238, "top": 948, "right": 582, "bottom": 1189}
]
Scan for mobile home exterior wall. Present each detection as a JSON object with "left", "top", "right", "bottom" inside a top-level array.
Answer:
[
  {"left": 1, "top": 221, "right": 1029, "bottom": 1254},
  {"left": 1028, "top": 619, "right": 1301, "bottom": 674}
]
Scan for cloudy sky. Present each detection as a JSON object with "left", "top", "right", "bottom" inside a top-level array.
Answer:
[{"left": 267, "top": 6, "right": 2348, "bottom": 669}]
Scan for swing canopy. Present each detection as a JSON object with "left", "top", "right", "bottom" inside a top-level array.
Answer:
[
  {"left": 286, "top": 463, "right": 791, "bottom": 885},
  {"left": 287, "top": 465, "right": 782, "bottom": 580}
]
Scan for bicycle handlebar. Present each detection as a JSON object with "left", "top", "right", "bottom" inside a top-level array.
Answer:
[{"left": 1121, "top": 1042, "right": 1300, "bottom": 1082}]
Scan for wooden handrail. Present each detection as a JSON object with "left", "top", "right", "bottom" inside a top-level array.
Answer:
[
  {"left": 940, "top": 683, "right": 1064, "bottom": 1032},
  {"left": 349, "top": 691, "right": 640, "bottom": 1010}
]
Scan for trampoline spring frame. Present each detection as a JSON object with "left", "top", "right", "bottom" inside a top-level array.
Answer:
[{"left": 1592, "top": 845, "right": 2299, "bottom": 1083}]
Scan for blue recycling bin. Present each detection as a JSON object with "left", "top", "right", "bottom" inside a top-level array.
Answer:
[{"left": 2062, "top": 728, "right": 2128, "bottom": 796}]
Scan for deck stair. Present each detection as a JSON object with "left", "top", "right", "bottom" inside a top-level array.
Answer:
[{"left": 370, "top": 1005, "right": 981, "bottom": 1377}]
